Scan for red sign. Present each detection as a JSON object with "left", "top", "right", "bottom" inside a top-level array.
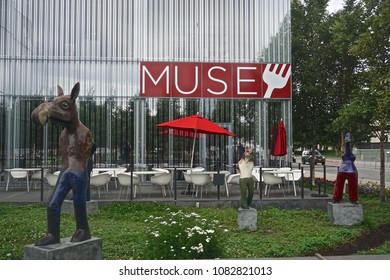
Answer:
[{"left": 140, "top": 61, "right": 291, "bottom": 99}]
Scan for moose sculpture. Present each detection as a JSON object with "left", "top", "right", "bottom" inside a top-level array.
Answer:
[{"left": 31, "top": 82, "right": 93, "bottom": 246}]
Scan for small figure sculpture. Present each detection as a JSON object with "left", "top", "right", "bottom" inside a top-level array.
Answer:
[
  {"left": 31, "top": 82, "right": 93, "bottom": 246},
  {"left": 238, "top": 148, "right": 254, "bottom": 209},
  {"left": 333, "top": 132, "right": 358, "bottom": 204}
]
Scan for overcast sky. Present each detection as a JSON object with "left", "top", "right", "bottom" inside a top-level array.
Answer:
[{"left": 327, "top": 0, "right": 344, "bottom": 12}]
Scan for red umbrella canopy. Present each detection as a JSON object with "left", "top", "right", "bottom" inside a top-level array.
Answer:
[
  {"left": 157, "top": 114, "right": 235, "bottom": 136},
  {"left": 157, "top": 114, "right": 235, "bottom": 167},
  {"left": 273, "top": 119, "right": 287, "bottom": 156},
  {"left": 159, "top": 128, "right": 202, "bottom": 139}
]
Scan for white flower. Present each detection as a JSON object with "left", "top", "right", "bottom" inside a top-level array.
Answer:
[
  {"left": 190, "top": 243, "right": 204, "bottom": 253},
  {"left": 192, "top": 226, "right": 202, "bottom": 231}
]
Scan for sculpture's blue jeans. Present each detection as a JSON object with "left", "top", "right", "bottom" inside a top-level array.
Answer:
[{"left": 47, "top": 170, "right": 89, "bottom": 235}]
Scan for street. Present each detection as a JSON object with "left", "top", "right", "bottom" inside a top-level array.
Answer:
[{"left": 294, "top": 158, "right": 390, "bottom": 187}]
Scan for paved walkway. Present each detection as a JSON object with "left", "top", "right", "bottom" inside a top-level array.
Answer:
[{"left": 0, "top": 177, "right": 333, "bottom": 211}]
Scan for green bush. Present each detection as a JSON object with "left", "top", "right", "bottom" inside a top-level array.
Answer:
[
  {"left": 358, "top": 181, "right": 390, "bottom": 198},
  {"left": 138, "top": 208, "right": 224, "bottom": 259}
]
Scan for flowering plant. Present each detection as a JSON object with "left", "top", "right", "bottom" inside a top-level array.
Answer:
[
  {"left": 358, "top": 181, "right": 390, "bottom": 197},
  {"left": 139, "top": 208, "right": 224, "bottom": 259}
]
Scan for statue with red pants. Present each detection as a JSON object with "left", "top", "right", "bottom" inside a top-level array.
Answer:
[{"left": 333, "top": 132, "right": 358, "bottom": 204}]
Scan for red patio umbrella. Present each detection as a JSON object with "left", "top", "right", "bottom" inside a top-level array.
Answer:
[
  {"left": 159, "top": 128, "right": 201, "bottom": 139},
  {"left": 157, "top": 114, "right": 235, "bottom": 167},
  {"left": 273, "top": 119, "right": 287, "bottom": 165}
]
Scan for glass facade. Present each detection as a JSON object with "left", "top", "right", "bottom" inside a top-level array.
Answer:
[{"left": 0, "top": 0, "right": 291, "bottom": 171}]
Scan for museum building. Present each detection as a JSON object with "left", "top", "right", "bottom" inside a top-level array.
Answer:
[{"left": 0, "top": 0, "right": 292, "bottom": 171}]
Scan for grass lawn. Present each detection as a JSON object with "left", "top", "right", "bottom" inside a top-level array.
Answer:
[{"left": 1, "top": 186, "right": 389, "bottom": 260}]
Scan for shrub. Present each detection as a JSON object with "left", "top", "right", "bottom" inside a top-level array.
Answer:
[
  {"left": 359, "top": 181, "right": 381, "bottom": 195},
  {"left": 138, "top": 208, "right": 224, "bottom": 259}
]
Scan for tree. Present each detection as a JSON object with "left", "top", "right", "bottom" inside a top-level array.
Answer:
[
  {"left": 326, "top": 0, "right": 366, "bottom": 152},
  {"left": 335, "top": 0, "right": 390, "bottom": 201},
  {"left": 291, "top": 0, "right": 334, "bottom": 182}
]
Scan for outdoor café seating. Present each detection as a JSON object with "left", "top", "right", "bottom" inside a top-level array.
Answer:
[
  {"left": 262, "top": 172, "right": 284, "bottom": 197},
  {"left": 31, "top": 169, "right": 48, "bottom": 189},
  {"left": 226, "top": 173, "right": 240, "bottom": 195},
  {"left": 45, "top": 173, "right": 59, "bottom": 199},
  {"left": 284, "top": 169, "right": 303, "bottom": 196},
  {"left": 6, "top": 169, "right": 30, "bottom": 192},
  {"left": 117, "top": 172, "right": 141, "bottom": 199},
  {"left": 89, "top": 172, "right": 112, "bottom": 198},
  {"left": 182, "top": 171, "right": 193, "bottom": 194},
  {"left": 150, "top": 172, "right": 172, "bottom": 197},
  {"left": 190, "top": 172, "right": 212, "bottom": 198}
]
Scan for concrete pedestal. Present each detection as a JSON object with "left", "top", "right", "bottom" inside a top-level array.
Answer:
[
  {"left": 238, "top": 207, "right": 257, "bottom": 231},
  {"left": 328, "top": 202, "right": 363, "bottom": 226},
  {"left": 24, "top": 237, "right": 102, "bottom": 260},
  {"left": 61, "top": 200, "right": 99, "bottom": 214}
]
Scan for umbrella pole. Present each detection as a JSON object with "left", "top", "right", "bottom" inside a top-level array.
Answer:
[{"left": 190, "top": 129, "right": 197, "bottom": 169}]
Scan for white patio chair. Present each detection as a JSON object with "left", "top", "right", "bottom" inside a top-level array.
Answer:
[
  {"left": 251, "top": 167, "right": 265, "bottom": 192},
  {"left": 190, "top": 173, "right": 212, "bottom": 198},
  {"left": 89, "top": 172, "right": 112, "bottom": 198},
  {"left": 252, "top": 167, "right": 261, "bottom": 182},
  {"left": 227, "top": 173, "right": 240, "bottom": 196},
  {"left": 6, "top": 169, "right": 30, "bottom": 192},
  {"left": 46, "top": 173, "right": 58, "bottom": 186},
  {"left": 117, "top": 173, "right": 141, "bottom": 199},
  {"left": 45, "top": 173, "right": 59, "bottom": 199},
  {"left": 262, "top": 172, "right": 284, "bottom": 197},
  {"left": 31, "top": 169, "right": 48, "bottom": 189},
  {"left": 150, "top": 172, "right": 172, "bottom": 197},
  {"left": 227, "top": 173, "right": 240, "bottom": 185},
  {"left": 284, "top": 170, "right": 303, "bottom": 196},
  {"left": 182, "top": 171, "right": 193, "bottom": 194}
]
